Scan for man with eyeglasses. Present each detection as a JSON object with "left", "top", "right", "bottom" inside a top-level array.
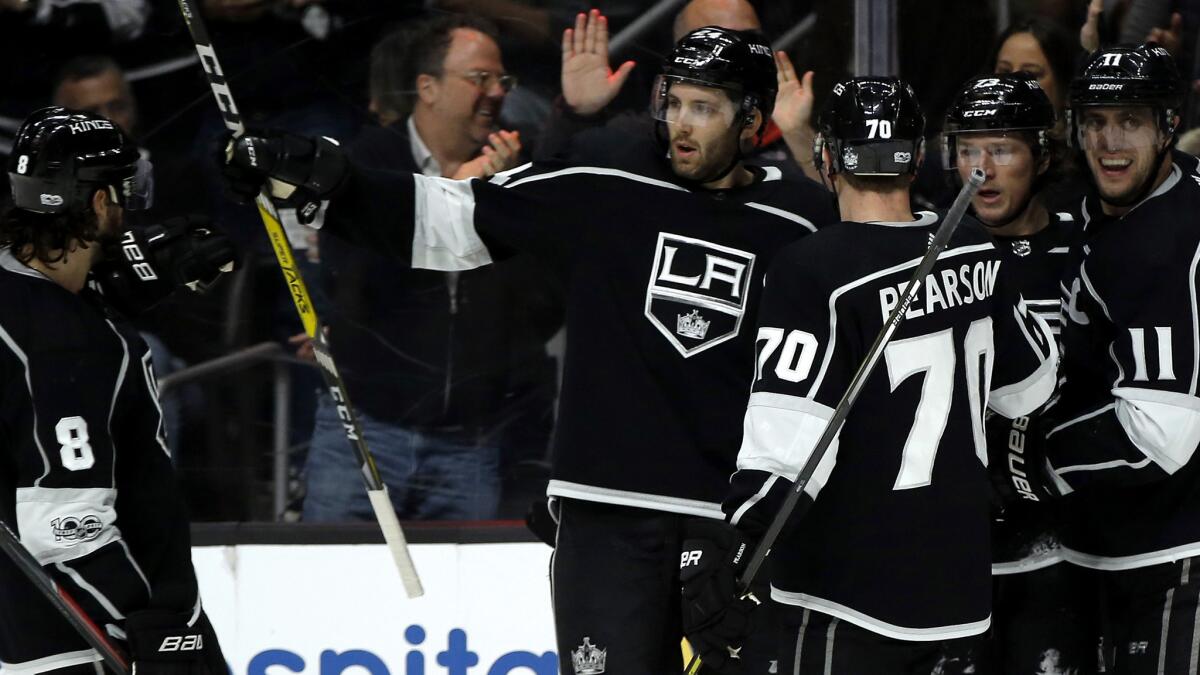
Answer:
[
  {"left": 1006, "top": 43, "right": 1200, "bottom": 673},
  {"left": 943, "top": 73, "right": 1094, "bottom": 675},
  {"left": 298, "top": 13, "right": 564, "bottom": 524}
]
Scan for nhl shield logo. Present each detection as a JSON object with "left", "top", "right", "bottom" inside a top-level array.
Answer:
[{"left": 645, "top": 232, "right": 755, "bottom": 357}]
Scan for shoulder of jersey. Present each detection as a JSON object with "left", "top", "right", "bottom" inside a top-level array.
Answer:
[{"left": 0, "top": 262, "right": 99, "bottom": 352}]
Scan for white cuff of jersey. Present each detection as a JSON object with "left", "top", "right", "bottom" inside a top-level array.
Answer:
[
  {"left": 15, "top": 487, "right": 120, "bottom": 565},
  {"left": 411, "top": 174, "right": 493, "bottom": 271},
  {"left": 736, "top": 392, "right": 840, "bottom": 501},
  {"left": 990, "top": 307, "right": 1058, "bottom": 418},
  {"left": 1112, "top": 387, "right": 1200, "bottom": 474}
]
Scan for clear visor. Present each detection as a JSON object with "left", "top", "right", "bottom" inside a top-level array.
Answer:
[
  {"left": 1077, "top": 109, "right": 1162, "bottom": 153},
  {"left": 651, "top": 75, "right": 739, "bottom": 129},
  {"left": 953, "top": 136, "right": 1024, "bottom": 167},
  {"left": 117, "top": 157, "right": 154, "bottom": 211}
]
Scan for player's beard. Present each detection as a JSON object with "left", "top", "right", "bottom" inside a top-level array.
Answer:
[{"left": 668, "top": 128, "right": 739, "bottom": 184}]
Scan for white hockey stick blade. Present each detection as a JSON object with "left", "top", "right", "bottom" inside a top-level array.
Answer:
[{"left": 368, "top": 488, "right": 424, "bottom": 598}]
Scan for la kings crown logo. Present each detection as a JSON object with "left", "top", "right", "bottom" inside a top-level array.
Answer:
[
  {"left": 646, "top": 232, "right": 755, "bottom": 357},
  {"left": 571, "top": 638, "right": 606, "bottom": 674}
]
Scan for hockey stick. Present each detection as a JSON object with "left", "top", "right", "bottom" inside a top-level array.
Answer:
[
  {"left": 0, "top": 522, "right": 131, "bottom": 675},
  {"left": 173, "top": 0, "right": 423, "bottom": 597},
  {"left": 685, "top": 167, "right": 985, "bottom": 675}
]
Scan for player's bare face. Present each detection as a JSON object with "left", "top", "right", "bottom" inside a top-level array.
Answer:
[
  {"left": 956, "top": 134, "right": 1037, "bottom": 226},
  {"left": 1080, "top": 107, "right": 1163, "bottom": 204},
  {"left": 437, "top": 29, "right": 508, "bottom": 146},
  {"left": 664, "top": 84, "right": 740, "bottom": 181}
]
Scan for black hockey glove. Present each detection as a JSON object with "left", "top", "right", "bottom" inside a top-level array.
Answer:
[
  {"left": 219, "top": 130, "right": 348, "bottom": 224},
  {"left": 93, "top": 216, "right": 236, "bottom": 316},
  {"left": 124, "top": 609, "right": 226, "bottom": 675},
  {"left": 524, "top": 499, "right": 557, "bottom": 548},
  {"left": 986, "top": 411, "right": 1062, "bottom": 512},
  {"left": 679, "top": 519, "right": 760, "bottom": 675}
]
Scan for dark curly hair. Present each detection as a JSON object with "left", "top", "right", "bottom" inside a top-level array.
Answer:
[{"left": 0, "top": 203, "right": 100, "bottom": 265}]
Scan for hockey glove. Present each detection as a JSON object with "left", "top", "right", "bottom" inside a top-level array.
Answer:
[
  {"left": 986, "top": 412, "right": 1062, "bottom": 512},
  {"left": 220, "top": 130, "right": 348, "bottom": 224},
  {"left": 93, "top": 216, "right": 236, "bottom": 316},
  {"left": 679, "top": 518, "right": 760, "bottom": 675},
  {"left": 125, "top": 609, "right": 227, "bottom": 675},
  {"left": 524, "top": 499, "right": 557, "bottom": 548}
]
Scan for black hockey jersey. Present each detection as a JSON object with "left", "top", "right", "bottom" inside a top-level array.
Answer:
[
  {"left": 320, "top": 142, "right": 836, "bottom": 517},
  {"left": 723, "top": 212, "right": 1058, "bottom": 640},
  {"left": 1046, "top": 151, "right": 1200, "bottom": 569},
  {"left": 0, "top": 249, "right": 204, "bottom": 671},
  {"left": 987, "top": 210, "right": 1079, "bottom": 574}
]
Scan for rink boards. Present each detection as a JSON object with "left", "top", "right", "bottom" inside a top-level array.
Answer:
[{"left": 193, "top": 540, "right": 558, "bottom": 675}]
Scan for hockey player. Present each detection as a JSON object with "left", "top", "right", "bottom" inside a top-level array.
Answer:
[
  {"left": 219, "top": 25, "right": 835, "bottom": 675},
  {"left": 942, "top": 74, "right": 1093, "bottom": 674},
  {"left": 1029, "top": 43, "right": 1200, "bottom": 673},
  {"left": 682, "top": 78, "right": 1058, "bottom": 673},
  {"left": 0, "top": 107, "right": 234, "bottom": 674}
]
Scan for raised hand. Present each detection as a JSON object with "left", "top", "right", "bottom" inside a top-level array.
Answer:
[
  {"left": 1146, "top": 12, "right": 1183, "bottom": 56},
  {"left": 561, "top": 9, "right": 636, "bottom": 116},
  {"left": 772, "top": 51, "right": 814, "bottom": 139},
  {"left": 773, "top": 51, "right": 822, "bottom": 182},
  {"left": 1080, "top": 0, "right": 1102, "bottom": 52},
  {"left": 453, "top": 130, "right": 522, "bottom": 179}
]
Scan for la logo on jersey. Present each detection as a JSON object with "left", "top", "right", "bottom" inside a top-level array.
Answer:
[{"left": 645, "top": 232, "right": 755, "bottom": 357}]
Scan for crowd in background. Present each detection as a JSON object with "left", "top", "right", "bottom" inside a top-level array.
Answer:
[{"left": 0, "top": 0, "right": 1196, "bottom": 523}]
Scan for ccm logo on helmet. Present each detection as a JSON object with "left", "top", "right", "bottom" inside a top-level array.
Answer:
[
  {"left": 158, "top": 634, "right": 204, "bottom": 652},
  {"left": 1089, "top": 84, "right": 1125, "bottom": 91},
  {"left": 39, "top": 194, "right": 63, "bottom": 207},
  {"left": 962, "top": 110, "right": 997, "bottom": 117}
]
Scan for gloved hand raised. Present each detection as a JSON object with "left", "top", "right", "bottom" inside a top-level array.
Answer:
[
  {"left": 679, "top": 518, "right": 761, "bottom": 675},
  {"left": 219, "top": 129, "right": 348, "bottom": 224},
  {"left": 93, "top": 216, "right": 236, "bottom": 316}
]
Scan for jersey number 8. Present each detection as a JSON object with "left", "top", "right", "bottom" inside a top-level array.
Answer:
[{"left": 56, "top": 416, "right": 95, "bottom": 471}]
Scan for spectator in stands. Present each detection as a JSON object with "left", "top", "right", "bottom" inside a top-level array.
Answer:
[
  {"left": 672, "top": 0, "right": 759, "bottom": 39},
  {"left": 303, "top": 14, "right": 563, "bottom": 522},
  {"left": 992, "top": 17, "right": 1079, "bottom": 115},
  {"left": 52, "top": 55, "right": 138, "bottom": 136}
]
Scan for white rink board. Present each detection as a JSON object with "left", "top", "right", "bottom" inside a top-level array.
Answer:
[{"left": 192, "top": 543, "right": 558, "bottom": 675}]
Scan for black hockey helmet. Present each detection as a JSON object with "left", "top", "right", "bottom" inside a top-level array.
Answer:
[
  {"left": 1068, "top": 42, "right": 1184, "bottom": 139},
  {"left": 652, "top": 26, "right": 777, "bottom": 134},
  {"left": 943, "top": 73, "right": 1056, "bottom": 168},
  {"left": 815, "top": 77, "right": 925, "bottom": 176},
  {"left": 7, "top": 106, "right": 150, "bottom": 216}
]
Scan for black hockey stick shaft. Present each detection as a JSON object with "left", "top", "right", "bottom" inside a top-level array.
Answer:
[
  {"left": 685, "top": 167, "right": 985, "bottom": 675},
  {"left": 173, "top": 0, "right": 422, "bottom": 597},
  {"left": 0, "top": 522, "right": 130, "bottom": 675}
]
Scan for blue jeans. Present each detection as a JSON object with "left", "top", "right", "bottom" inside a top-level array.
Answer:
[{"left": 302, "top": 392, "right": 501, "bottom": 522}]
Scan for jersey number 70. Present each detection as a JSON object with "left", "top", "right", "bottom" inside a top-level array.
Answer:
[{"left": 756, "top": 318, "right": 994, "bottom": 491}]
